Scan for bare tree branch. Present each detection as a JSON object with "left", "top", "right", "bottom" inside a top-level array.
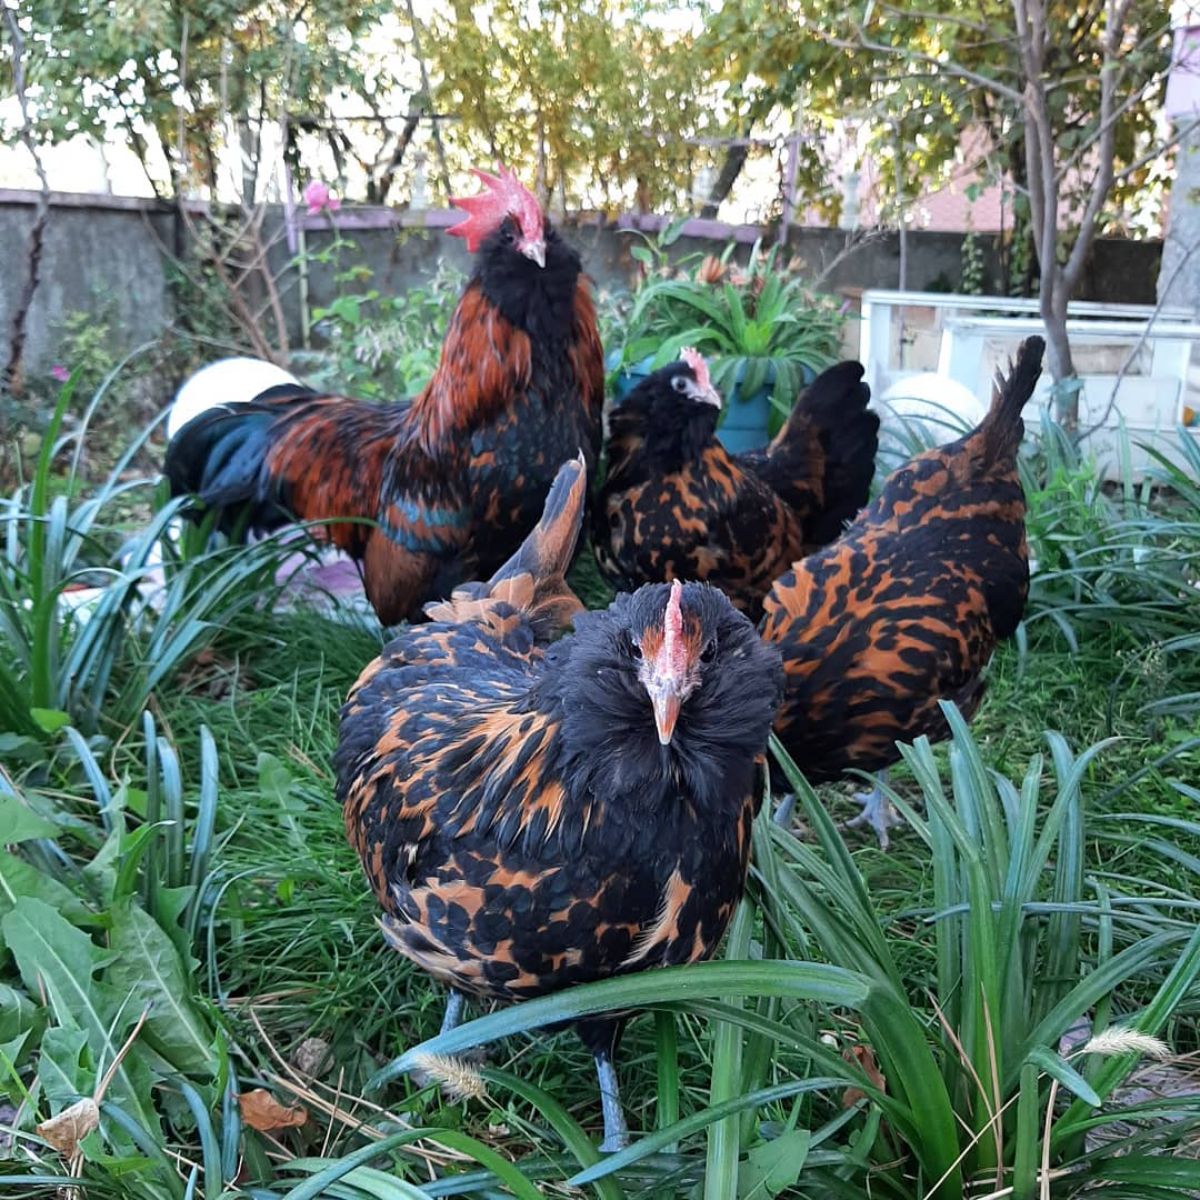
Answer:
[{"left": 3, "top": 6, "right": 51, "bottom": 398}]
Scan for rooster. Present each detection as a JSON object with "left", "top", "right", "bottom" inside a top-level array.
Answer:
[
  {"left": 761, "top": 337, "right": 1046, "bottom": 847},
  {"left": 165, "top": 167, "right": 604, "bottom": 625},
  {"left": 592, "top": 349, "right": 879, "bottom": 619},
  {"left": 336, "top": 457, "right": 783, "bottom": 1150}
]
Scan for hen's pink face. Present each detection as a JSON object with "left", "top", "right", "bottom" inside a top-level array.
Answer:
[{"left": 448, "top": 166, "right": 546, "bottom": 267}]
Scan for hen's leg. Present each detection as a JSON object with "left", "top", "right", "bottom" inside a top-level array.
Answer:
[
  {"left": 772, "top": 793, "right": 796, "bottom": 827},
  {"left": 578, "top": 1018, "right": 630, "bottom": 1152},
  {"left": 594, "top": 1050, "right": 630, "bottom": 1153},
  {"left": 440, "top": 989, "right": 466, "bottom": 1036},
  {"left": 845, "top": 771, "right": 901, "bottom": 849}
]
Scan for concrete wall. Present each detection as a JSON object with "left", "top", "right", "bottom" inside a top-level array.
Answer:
[
  {"left": 0, "top": 192, "right": 177, "bottom": 374},
  {"left": 0, "top": 189, "right": 1165, "bottom": 376}
]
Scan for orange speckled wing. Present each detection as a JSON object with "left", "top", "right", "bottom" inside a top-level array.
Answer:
[{"left": 425, "top": 455, "right": 588, "bottom": 640}]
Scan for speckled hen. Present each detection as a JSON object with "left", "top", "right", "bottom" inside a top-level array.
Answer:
[
  {"left": 593, "top": 349, "right": 879, "bottom": 619},
  {"left": 336, "top": 457, "right": 783, "bottom": 1150},
  {"left": 761, "top": 336, "right": 1046, "bottom": 846}
]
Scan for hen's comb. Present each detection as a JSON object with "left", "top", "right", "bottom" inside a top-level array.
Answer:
[
  {"left": 680, "top": 347, "right": 711, "bottom": 393},
  {"left": 661, "top": 579, "right": 688, "bottom": 676},
  {"left": 448, "top": 165, "right": 543, "bottom": 253}
]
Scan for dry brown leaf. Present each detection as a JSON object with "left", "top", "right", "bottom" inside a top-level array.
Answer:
[
  {"left": 842, "top": 1043, "right": 887, "bottom": 1109},
  {"left": 36, "top": 1097, "right": 99, "bottom": 1156},
  {"left": 238, "top": 1088, "right": 308, "bottom": 1131}
]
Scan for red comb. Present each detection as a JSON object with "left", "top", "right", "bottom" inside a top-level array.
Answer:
[
  {"left": 661, "top": 580, "right": 687, "bottom": 676},
  {"left": 448, "top": 165, "right": 543, "bottom": 253},
  {"left": 680, "top": 347, "right": 711, "bottom": 392}
]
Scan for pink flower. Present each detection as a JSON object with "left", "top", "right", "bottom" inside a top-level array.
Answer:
[
  {"left": 50, "top": 364, "right": 70, "bottom": 382},
  {"left": 304, "top": 180, "right": 342, "bottom": 216}
]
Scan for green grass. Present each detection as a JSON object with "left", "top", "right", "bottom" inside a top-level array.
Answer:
[{"left": 5, "top": 391, "right": 1200, "bottom": 1196}]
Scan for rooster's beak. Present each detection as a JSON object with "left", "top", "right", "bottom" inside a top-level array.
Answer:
[
  {"left": 521, "top": 239, "right": 546, "bottom": 269},
  {"left": 648, "top": 684, "right": 682, "bottom": 745}
]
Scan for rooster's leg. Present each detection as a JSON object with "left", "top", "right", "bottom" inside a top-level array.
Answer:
[
  {"left": 845, "top": 771, "right": 900, "bottom": 849},
  {"left": 440, "top": 989, "right": 466, "bottom": 1036}
]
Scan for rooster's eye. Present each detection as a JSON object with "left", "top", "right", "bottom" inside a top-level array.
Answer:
[
  {"left": 700, "top": 638, "right": 717, "bottom": 663},
  {"left": 672, "top": 377, "right": 688, "bottom": 393}
]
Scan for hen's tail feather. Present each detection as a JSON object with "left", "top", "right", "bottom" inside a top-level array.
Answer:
[
  {"left": 424, "top": 454, "right": 587, "bottom": 638},
  {"left": 803, "top": 362, "right": 880, "bottom": 546},
  {"left": 761, "top": 361, "right": 879, "bottom": 547},
  {"left": 981, "top": 336, "right": 1046, "bottom": 456}
]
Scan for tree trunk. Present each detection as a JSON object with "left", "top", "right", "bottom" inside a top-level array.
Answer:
[
  {"left": 700, "top": 143, "right": 748, "bottom": 219},
  {"left": 1040, "top": 282, "right": 1080, "bottom": 430}
]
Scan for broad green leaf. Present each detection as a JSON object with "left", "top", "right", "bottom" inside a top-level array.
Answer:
[
  {"left": 375, "top": 960, "right": 871, "bottom": 1089},
  {"left": 739, "top": 1129, "right": 811, "bottom": 1198},
  {"left": 0, "top": 1031, "right": 33, "bottom": 1091},
  {"left": 30, "top": 707, "right": 71, "bottom": 734},
  {"left": 39, "top": 1026, "right": 93, "bottom": 1106},
  {"left": 106, "top": 900, "right": 216, "bottom": 1078},
  {"left": 0, "top": 848, "right": 92, "bottom": 931},
  {"left": 1, "top": 897, "right": 158, "bottom": 1137},
  {"left": 0, "top": 796, "right": 59, "bottom": 843},
  {"left": 0, "top": 984, "right": 41, "bottom": 1043}
]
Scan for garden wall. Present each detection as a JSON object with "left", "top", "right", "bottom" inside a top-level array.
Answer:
[{"left": 0, "top": 188, "right": 1165, "bottom": 376}]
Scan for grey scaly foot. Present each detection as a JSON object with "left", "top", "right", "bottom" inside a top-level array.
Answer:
[
  {"left": 439, "top": 989, "right": 466, "bottom": 1036},
  {"left": 594, "top": 1050, "right": 630, "bottom": 1153},
  {"left": 844, "top": 773, "right": 902, "bottom": 850},
  {"left": 773, "top": 793, "right": 796, "bottom": 827}
]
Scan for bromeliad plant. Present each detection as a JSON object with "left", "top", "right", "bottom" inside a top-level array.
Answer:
[{"left": 613, "top": 231, "right": 846, "bottom": 425}]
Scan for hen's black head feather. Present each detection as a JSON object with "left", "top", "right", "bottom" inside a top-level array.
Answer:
[
  {"left": 608, "top": 360, "right": 721, "bottom": 472},
  {"left": 538, "top": 581, "right": 783, "bottom": 814}
]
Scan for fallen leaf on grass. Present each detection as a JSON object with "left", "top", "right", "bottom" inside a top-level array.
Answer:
[
  {"left": 238, "top": 1088, "right": 307, "bottom": 1131},
  {"left": 37, "top": 1097, "right": 99, "bottom": 1156},
  {"left": 842, "top": 1043, "right": 887, "bottom": 1108}
]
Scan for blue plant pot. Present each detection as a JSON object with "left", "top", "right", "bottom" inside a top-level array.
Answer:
[
  {"left": 608, "top": 351, "right": 656, "bottom": 404},
  {"left": 717, "top": 377, "right": 774, "bottom": 452}
]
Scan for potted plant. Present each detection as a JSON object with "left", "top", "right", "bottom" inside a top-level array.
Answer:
[{"left": 610, "top": 236, "right": 848, "bottom": 451}]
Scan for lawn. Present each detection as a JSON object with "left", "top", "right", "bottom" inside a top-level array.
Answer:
[{"left": 3, "top": 385, "right": 1200, "bottom": 1198}]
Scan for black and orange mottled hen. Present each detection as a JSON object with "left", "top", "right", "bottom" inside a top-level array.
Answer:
[
  {"left": 593, "top": 351, "right": 879, "bottom": 619},
  {"left": 165, "top": 167, "right": 603, "bottom": 625},
  {"left": 336, "top": 457, "right": 783, "bottom": 1150},
  {"left": 761, "top": 336, "right": 1046, "bottom": 846}
]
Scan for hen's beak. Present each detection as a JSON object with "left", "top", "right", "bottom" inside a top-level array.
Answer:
[
  {"left": 686, "top": 379, "right": 722, "bottom": 409},
  {"left": 648, "top": 683, "right": 682, "bottom": 745},
  {"left": 521, "top": 239, "right": 546, "bottom": 268}
]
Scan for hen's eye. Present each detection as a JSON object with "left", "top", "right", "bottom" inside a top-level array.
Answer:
[
  {"left": 700, "top": 638, "right": 717, "bottom": 663},
  {"left": 502, "top": 227, "right": 515, "bottom": 243},
  {"left": 629, "top": 638, "right": 643, "bottom": 660},
  {"left": 672, "top": 376, "right": 688, "bottom": 393}
]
